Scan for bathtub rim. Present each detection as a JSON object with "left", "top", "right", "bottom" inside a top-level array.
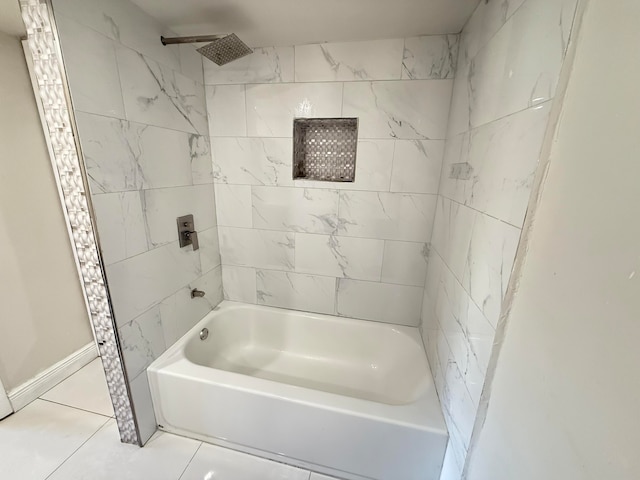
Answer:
[{"left": 148, "top": 301, "right": 447, "bottom": 435}]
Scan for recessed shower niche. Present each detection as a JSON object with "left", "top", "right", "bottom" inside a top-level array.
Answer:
[{"left": 293, "top": 118, "right": 358, "bottom": 182}]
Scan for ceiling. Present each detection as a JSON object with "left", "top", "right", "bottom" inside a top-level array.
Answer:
[
  {"left": 131, "top": 0, "right": 481, "bottom": 47},
  {"left": 0, "top": 0, "right": 25, "bottom": 36}
]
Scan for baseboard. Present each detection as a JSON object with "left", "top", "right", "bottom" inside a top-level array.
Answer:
[{"left": 8, "top": 342, "right": 98, "bottom": 412}]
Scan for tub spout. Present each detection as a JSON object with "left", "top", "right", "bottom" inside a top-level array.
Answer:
[{"left": 191, "top": 288, "right": 205, "bottom": 298}]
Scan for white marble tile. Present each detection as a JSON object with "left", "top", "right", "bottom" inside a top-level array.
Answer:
[
  {"left": 444, "top": 59, "right": 472, "bottom": 138},
  {"left": 257, "top": 270, "right": 336, "bottom": 315},
  {"left": 468, "top": 0, "right": 578, "bottom": 129},
  {"left": 129, "top": 371, "right": 158, "bottom": 444},
  {"left": 194, "top": 264, "right": 224, "bottom": 306},
  {"left": 106, "top": 241, "right": 201, "bottom": 325},
  {"left": 204, "top": 46, "right": 294, "bottom": 85},
  {"left": 178, "top": 44, "right": 204, "bottom": 84},
  {"left": 0, "top": 399, "right": 108, "bottom": 479},
  {"left": 338, "top": 191, "right": 436, "bottom": 242},
  {"left": 336, "top": 279, "right": 423, "bottom": 326},
  {"left": 92, "top": 191, "right": 148, "bottom": 265},
  {"left": 219, "top": 227, "right": 295, "bottom": 271},
  {"left": 206, "top": 85, "right": 247, "bottom": 137},
  {"left": 214, "top": 184, "right": 253, "bottom": 228},
  {"left": 295, "top": 233, "right": 384, "bottom": 281},
  {"left": 381, "top": 241, "right": 429, "bottom": 287},
  {"left": 212, "top": 137, "right": 293, "bottom": 186},
  {"left": 119, "top": 305, "right": 165, "bottom": 379},
  {"left": 439, "top": 440, "right": 464, "bottom": 480},
  {"left": 294, "top": 139, "right": 394, "bottom": 192},
  {"left": 447, "top": 103, "right": 552, "bottom": 227},
  {"left": 142, "top": 184, "right": 216, "bottom": 248},
  {"left": 434, "top": 264, "right": 494, "bottom": 408},
  {"left": 438, "top": 131, "right": 469, "bottom": 205},
  {"left": 295, "top": 39, "right": 404, "bottom": 82},
  {"left": 463, "top": 213, "right": 521, "bottom": 329},
  {"left": 189, "top": 135, "right": 214, "bottom": 185},
  {"left": 159, "top": 268, "right": 222, "bottom": 347},
  {"left": 222, "top": 265, "right": 257, "bottom": 303},
  {"left": 430, "top": 196, "right": 476, "bottom": 283},
  {"left": 439, "top": 355, "right": 480, "bottom": 450},
  {"left": 199, "top": 227, "right": 222, "bottom": 273},
  {"left": 52, "top": 0, "right": 121, "bottom": 41},
  {"left": 245, "top": 83, "right": 343, "bottom": 137},
  {"left": 180, "top": 441, "right": 309, "bottom": 480},
  {"left": 459, "top": 0, "right": 526, "bottom": 62},
  {"left": 422, "top": 249, "right": 445, "bottom": 331},
  {"left": 41, "top": 359, "right": 114, "bottom": 417},
  {"left": 56, "top": 14, "right": 125, "bottom": 119},
  {"left": 342, "top": 80, "right": 453, "bottom": 140},
  {"left": 46, "top": 419, "right": 200, "bottom": 479},
  {"left": 390, "top": 140, "right": 444, "bottom": 194},
  {"left": 252, "top": 186, "right": 339, "bottom": 234},
  {"left": 54, "top": 0, "right": 182, "bottom": 71},
  {"left": 117, "top": 45, "right": 207, "bottom": 134},
  {"left": 402, "top": 35, "right": 459, "bottom": 80},
  {"left": 75, "top": 113, "right": 207, "bottom": 193}
]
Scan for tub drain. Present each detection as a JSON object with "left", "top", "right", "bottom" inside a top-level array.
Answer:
[{"left": 199, "top": 328, "right": 209, "bottom": 340}]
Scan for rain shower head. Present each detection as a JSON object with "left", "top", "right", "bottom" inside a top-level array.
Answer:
[{"left": 160, "top": 33, "right": 253, "bottom": 66}]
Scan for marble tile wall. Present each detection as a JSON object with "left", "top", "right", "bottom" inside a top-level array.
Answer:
[
  {"left": 419, "top": 0, "right": 580, "bottom": 477},
  {"left": 206, "top": 36, "right": 459, "bottom": 327},
  {"left": 52, "top": 0, "right": 222, "bottom": 444}
]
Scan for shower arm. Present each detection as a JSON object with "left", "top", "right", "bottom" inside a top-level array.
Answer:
[{"left": 160, "top": 35, "right": 226, "bottom": 45}]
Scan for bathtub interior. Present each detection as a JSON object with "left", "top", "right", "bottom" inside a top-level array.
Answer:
[{"left": 183, "top": 304, "right": 431, "bottom": 405}]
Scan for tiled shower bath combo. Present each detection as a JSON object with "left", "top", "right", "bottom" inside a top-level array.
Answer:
[{"left": 20, "top": 0, "right": 581, "bottom": 478}]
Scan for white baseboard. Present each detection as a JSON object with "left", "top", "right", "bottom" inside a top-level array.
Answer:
[{"left": 8, "top": 342, "right": 98, "bottom": 412}]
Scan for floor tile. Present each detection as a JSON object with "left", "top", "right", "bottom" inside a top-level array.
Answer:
[
  {"left": 41, "top": 358, "right": 114, "bottom": 417},
  {"left": 179, "top": 442, "right": 310, "bottom": 480},
  {"left": 47, "top": 420, "right": 200, "bottom": 480},
  {"left": 0, "top": 399, "right": 109, "bottom": 480}
]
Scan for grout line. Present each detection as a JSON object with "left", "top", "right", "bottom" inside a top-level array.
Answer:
[
  {"left": 440, "top": 193, "right": 524, "bottom": 230},
  {"left": 43, "top": 415, "right": 112, "bottom": 480},
  {"left": 38, "top": 398, "right": 113, "bottom": 419},
  {"left": 203, "top": 78, "right": 453, "bottom": 87},
  {"left": 429, "top": 246, "right": 494, "bottom": 331},
  {"left": 218, "top": 224, "right": 431, "bottom": 247},
  {"left": 232, "top": 264, "right": 424, "bottom": 289},
  {"left": 177, "top": 442, "right": 203, "bottom": 480}
]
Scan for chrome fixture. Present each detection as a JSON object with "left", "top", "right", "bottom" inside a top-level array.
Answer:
[
  {"left": 191, "top": 289, "right": 205, "bottom": 299},
  {"left": 177, "top": 214, "right": 199, "bottom": 251},
  {"left": 160, "top": 33, "right": 252, "bottom": 66},
  {"left": 199, "top": 328, "right": 209, "bottom": 341}
]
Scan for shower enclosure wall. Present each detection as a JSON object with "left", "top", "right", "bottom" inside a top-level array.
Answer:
[
  {"left": 35, "top": 0, "right": 583, "bottom": 477},
  {"left": 207, "top": 36, "right": 458, "bottom": 325},
  {"left": 421, "top": 0, "right": 580, "bottom": 477},
  {"left": 50, "top": 0, "right": 223, "bottom": 443}
]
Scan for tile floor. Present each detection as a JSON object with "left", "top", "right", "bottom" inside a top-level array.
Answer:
[{"left": 0, "top": 358, "right": 337, "bottom": 480}]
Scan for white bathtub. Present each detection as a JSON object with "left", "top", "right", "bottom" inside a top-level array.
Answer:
[{"left": 148, "top": 301, "right": 447, "bottom": 480}]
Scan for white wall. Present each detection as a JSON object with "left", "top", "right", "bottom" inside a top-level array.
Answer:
[
  {"left": 464, "top": 0, "right": 640, "bottom": 478},
  {"left": 205, "top": 37, "right": 458, "bottom": 326},
  {"left": 0, "top": 31, "right": 93, "bottom": 391},
  {"left": 52, "top": 0, "right": 223, "bottom": 443},
  {"left": 420, "top": 0, "right": 580, "bottom": 476}
]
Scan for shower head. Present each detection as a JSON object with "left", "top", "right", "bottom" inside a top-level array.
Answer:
[{"left": 160, "top": 33, "right": 253, "bottom": 66}]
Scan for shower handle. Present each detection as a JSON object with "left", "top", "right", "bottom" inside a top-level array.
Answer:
[
  {"left": 183, "top": 229, "right": 199, "bottom": 250},
  {"left": 177, "top": 214, "right": 199, "bottom": 251}
]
